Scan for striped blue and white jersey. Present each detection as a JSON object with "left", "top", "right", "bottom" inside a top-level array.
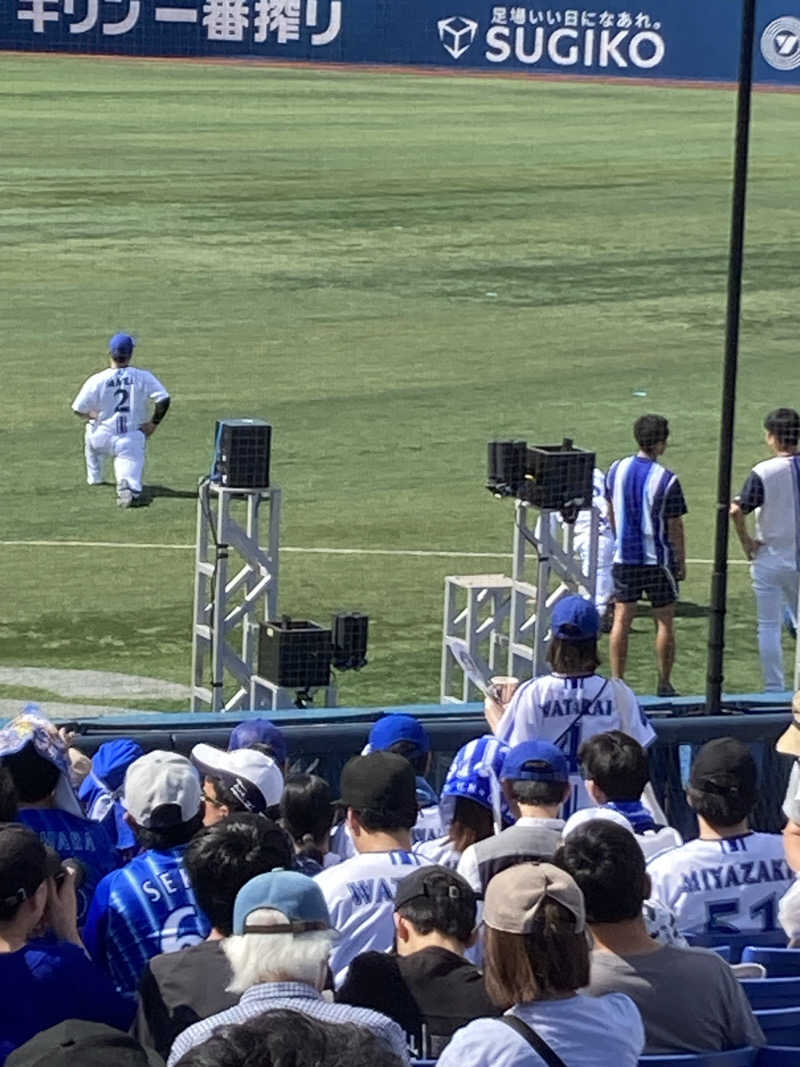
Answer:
[
  {"left": 315, "top": 848, "right": 433, "bottom": 986},
  {"left": 72, "top": 366, "right": 169, "bottom": 437},
  {"left": 83, "top": 846, "right": 210, "bottom": 997},
  {"left": 738, "top": 454, "right": 800, "bottom": 569},
  {"left": 647, "top": 832, "right": 793, "bottom": 935},
  {"left": 606, "top": 455, "right": 687, "bottom": 566}
]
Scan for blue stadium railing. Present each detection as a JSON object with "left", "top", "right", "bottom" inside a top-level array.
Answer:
[{"left": 5, "top": 692, "right": 793, "bottom": 839}]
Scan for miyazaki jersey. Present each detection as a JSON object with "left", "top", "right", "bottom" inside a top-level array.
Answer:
[
  {"left": 647, "top": 833, "right": 794, "bottom": 935},
  {"left": 495, "top": 674, "right": 655, "bottom": 817},
  {"left": 72, "top": 366, "right": 169, "bottom": 437},
  {"left": 314, "top": 849, "right": 432, "bottom": 986}
]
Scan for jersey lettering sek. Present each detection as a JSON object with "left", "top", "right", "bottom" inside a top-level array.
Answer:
[
  {"left": 83, "top": 846, "right": 210, "bottom": 998},
  {"left": 606, "top": 456, "right": 687, "bottom": 566},
  {"left": 315, "top": 849, "right": 432, "bottom": 987},
  {"left": 647, "top": 833, "right": 794, "bottom": 936},
  {"left": 72, "top": 366, "right": 169, "bottom": 438},
  {"left": 495, "top": 674, "right": 655, "bottom": 817}
]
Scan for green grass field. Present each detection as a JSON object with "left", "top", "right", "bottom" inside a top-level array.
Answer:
[{"left": 2, "top": 54, "right": 800, "bottom": 712}]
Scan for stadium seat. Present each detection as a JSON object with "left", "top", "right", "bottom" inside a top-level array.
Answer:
[
  {"left": 739, "top": 977, "right": 800, "bottom": 1010},
  {"left": 756, "top": 1048, "right": 800, "bottom": 1066},
  {"left": 712, "top": 945, "right": 732, "bottom": 962},
  {"left": 752, "top": 1007, "right": 800, "bottom": 1046},
  {"left": 639, "top": 1050, "right": 757, "bottom": 1066},
  {"left": 685, "top": 932, "right": 787, "bottom": 963},
  {"left": 741, "top": 949, "right": 800, "bottom": 977}
]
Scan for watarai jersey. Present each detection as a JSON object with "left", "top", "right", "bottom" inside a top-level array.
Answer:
[
  {"left": 315, "top": 849, "right": 432, "bottom": 986},
  {"left": 647, "top": 833, "right": 794, "bottom": 935},
  {"left": 495, "top": 673, "right": 655, "bottom": 816}
]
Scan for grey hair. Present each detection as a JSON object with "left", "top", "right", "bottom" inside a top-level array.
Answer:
[{"left": 223, "top": 908, "right": 334, "bottom": 994}]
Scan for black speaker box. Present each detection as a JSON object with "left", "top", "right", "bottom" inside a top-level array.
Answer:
[
  {"left": 257, "top": 619, "right": 332, "bottom": 688},
  {"left": 331, "top": 612, "right": 369, "bottom": 671},
  {"left": 214, "top": 419, "right": 271, "bottom": 489},
  {"left": 521, "top": 442, "right": 595, "bottom": 510}
]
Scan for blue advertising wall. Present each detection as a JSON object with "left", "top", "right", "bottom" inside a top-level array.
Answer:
[{"left": 2, "top": 0, "right": 800, "bottom": 83}]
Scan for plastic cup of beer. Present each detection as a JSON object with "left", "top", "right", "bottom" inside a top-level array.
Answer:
[{"left": 490, "top": 675, "right": 520, "bottom": 705}]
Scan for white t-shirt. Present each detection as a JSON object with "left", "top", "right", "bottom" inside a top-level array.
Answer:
[
  {"left": 647, "top": 832, "right": 794, "bottom": 935},
  {"left": 738, "top": 455, "right": 800, "bottom": 569},
  {"left": 496, "top": 674, "right": 655, "bottom": 816},
  {"left": 414, "top": 833, "right": 460, "bottom": 870},
  {"left": 330, "top": 803, "right": 443, "bottom": 860},
  {"left": 314, "top": 849, "right": 432, "bottom": 986},
  {"left": 72, "top": 366, "right": 169, "bottom": 437},
  {"left": 437, "top": 993, "right": 644, "bottom": 1067}
]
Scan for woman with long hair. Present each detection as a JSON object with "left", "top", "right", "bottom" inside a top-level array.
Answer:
[{"left": 438, "top": 862, "right": 644, "bottom": 1066}]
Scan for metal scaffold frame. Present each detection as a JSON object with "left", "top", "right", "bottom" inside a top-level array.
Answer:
[
  {"left": 191, "top": 481, "right": 281, "bottom": 712},
  {"left": 441, "top": 500, "right": 599, "bottom": 703}
]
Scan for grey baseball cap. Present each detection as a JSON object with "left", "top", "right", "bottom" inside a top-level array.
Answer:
[{"left": 124, "top": 751, "right": 202, "bottom": 829}]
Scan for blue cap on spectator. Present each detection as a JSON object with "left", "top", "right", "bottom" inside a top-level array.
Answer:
[
  {"left": 109, "top": 333, "right": 135, "bottom": 358},
  {"left": 551, "top": 595, "right": 600, "bottom": 641},
  {"left": 233, "top": 870, "right": 331, "bottom": 935},
  {"left": 502, "top": 741, "right": 569, "bottom": 783},
  {"left": 228, "top": 718, "right": 287, "bottom": 765},
  {"left": 367, "top": 714, "right": 430, "bottom": 756}
]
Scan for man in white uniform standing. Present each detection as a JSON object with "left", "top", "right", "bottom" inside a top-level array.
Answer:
[
  {"left": 731, "top": 408, "right": 800, "bottom": 691},
  {"left": 72, "top": 333, "right": 170, "bottom": 508}
]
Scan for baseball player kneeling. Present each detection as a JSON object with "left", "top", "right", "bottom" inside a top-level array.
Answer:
[{"left": 71, "top": 333, "right": 170, "bottom": 508}]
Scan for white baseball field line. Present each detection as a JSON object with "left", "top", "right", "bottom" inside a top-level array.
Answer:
[{"left": 0, "top": 539, "right": 746, "bottom": 565}]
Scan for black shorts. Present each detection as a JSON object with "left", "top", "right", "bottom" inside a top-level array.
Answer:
[{"left": 613, "top": 563, "right": 678, "bottom": 608}]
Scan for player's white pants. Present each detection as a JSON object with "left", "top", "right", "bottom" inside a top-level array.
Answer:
[
  {"left": 751, "top": 556, "right": 800, "bottom": 691},
  {"left": 84, "top": 425, "right": 146, "bottom": 494},
  {"left": 576, "top": 533, "right": 615, "bottom": 612}
]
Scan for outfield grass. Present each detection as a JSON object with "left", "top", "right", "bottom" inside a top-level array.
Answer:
[{"left": 2, "top": 55, "right": 800, "bottom": 709}]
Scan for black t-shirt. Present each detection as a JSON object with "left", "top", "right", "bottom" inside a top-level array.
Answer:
[
  {"left": 336, "top": 946, "right": 500, "bottom": 1058},
  {"left": 134, "top": 940, "right": 238, "bottom": 1059}
]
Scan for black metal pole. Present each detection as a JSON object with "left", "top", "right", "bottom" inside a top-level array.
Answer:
[{"left": 706, "top": 0, "right": 758, "bottom": 714}]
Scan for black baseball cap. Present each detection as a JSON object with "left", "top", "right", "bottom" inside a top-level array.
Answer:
[
  {"left": 689, "top": 738, "right": 757, "bottom": 798},
  {"left": 6, "top": 1021, "right": 162, "bottom": 1067},
  {"left": 394, "top": 864, "right": 476, "bottom": 912},
  {"left": 336, "top": 751, "right": 417, "bottom": 818},
  {"left": 0, "top": 824, "right": 61, "bottom": 912}
]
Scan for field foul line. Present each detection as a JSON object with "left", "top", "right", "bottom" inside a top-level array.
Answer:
[{"left": 0, "top": 539, "right": 748, "bottom": 565}]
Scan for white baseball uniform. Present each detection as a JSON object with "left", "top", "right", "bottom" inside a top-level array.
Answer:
[
  {"left": 573, "top": 468, "right": 616, "bottom": 612},
  {"left": 495, "top": 674, "right": 656, "bottom": 817},
  {"left": 737, "top": 454, "right": 800, "bottom": 691},
  {"left": 314, "top": 848, "right": 432, "bottom": 986},
  {"left": 72, "top": 365, "right": 169, "bottom": 495},
  {"left": 647, "top": 832, "right": 794, "bottom": 935}
]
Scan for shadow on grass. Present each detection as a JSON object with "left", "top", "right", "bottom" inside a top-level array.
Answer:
[{"left": 136, "top": 484, "right": 198, "bottom": 508}]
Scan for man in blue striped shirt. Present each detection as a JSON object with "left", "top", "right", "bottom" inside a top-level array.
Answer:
[
  {"left": 606, "top": 415, "right": 688, "bottom": 696},
  {"left": 83, "top": 752, "right": 210, "bottom": 998}
]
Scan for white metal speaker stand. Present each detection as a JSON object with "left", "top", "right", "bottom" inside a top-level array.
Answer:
[
  {"left": 508, "top": 500, "right": 598, "bottom": 679},
  {"left": 191, "top": 481, "right": 281, "bottom": 712},
  {"left": 439, "top": 500, "right": 599, "bottom": 703}
]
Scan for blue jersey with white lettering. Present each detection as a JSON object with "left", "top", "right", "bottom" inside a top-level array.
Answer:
[
  {"left": 315, "top": 849, "right": 433, "bottom": 986},
  {"left": 19, "top": 808, "right": 119, "bottom": 928},
  {"left": 606, "top": 455, "right": 687, "bottom": 566},
  {"left": 647, "top": 832, "right": 794, "bottom": 935},
  {"left": 496, "top": 673, "right": 655, "bottom": 817},
  {"left": 83, "top": 846, "right": 210, "bottom": 997}
]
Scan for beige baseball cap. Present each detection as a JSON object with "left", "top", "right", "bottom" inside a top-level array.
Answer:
[
  {"left": 484, "top": 862, "right": 585, "bottom": 935},
  {"left": 776, "top": 692, "right": 800, "bottom": 757}
]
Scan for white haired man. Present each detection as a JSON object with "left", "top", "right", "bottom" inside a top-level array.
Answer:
[{"left": 166, "top": 870, "right": 409, "bottom": 1066}]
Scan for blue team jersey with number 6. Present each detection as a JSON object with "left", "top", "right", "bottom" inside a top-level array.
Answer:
[
  {"left": 83, "top": 845, "right": 210, "bottom": 997},
  {"left": 495, "top": 673, "right": 656, "bottom": 817}
]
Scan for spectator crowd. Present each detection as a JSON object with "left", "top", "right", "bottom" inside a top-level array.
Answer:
[{"left": 2, "top": 619, "right": 800, "bottom": 1066}]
